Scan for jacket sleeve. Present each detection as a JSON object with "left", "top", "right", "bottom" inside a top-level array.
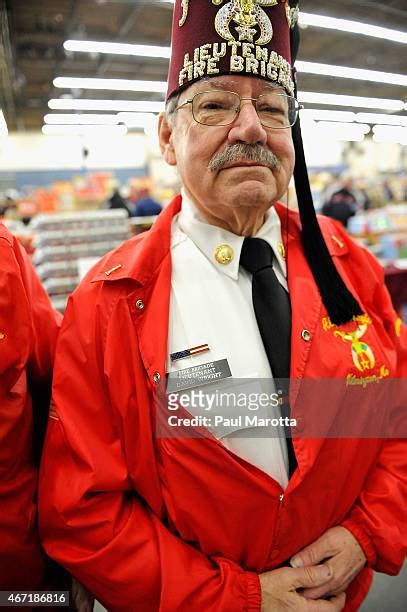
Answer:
[
  {"left": 11, "top": 235, "right": 62, "bottom": 459},
  {"left": 12, "top": 235, "right": 62, "bottom": 381},
  {"left": 38, "top": 287, "right": 261, "bottom": 612},
  {"left": 0, "top": 229, "right": 62, "bottom": 588},
  {"left": 341, "top": 246, "right": 407, "bottom": 575}
]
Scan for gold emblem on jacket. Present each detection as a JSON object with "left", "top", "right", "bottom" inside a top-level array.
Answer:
[
  {"left": 323, "top": 315, "right": 376, "bottom": 372},
  {"left": 334, "top": 324, "right": 375, "bottom": 372},
  {"left": 323, "top": 314, "right": 391, "bottom": 385}
]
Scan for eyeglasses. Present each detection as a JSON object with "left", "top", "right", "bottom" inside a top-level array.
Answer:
[{"left": 175, "top": 90, "right": 301, "bottom": 129}]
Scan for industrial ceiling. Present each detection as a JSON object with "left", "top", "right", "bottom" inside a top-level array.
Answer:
[{"left": 1, "top": 0, "right": 407, "bottom": 132}]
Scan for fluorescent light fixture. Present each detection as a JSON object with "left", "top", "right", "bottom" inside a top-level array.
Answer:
[
  {"left": 117, "top": 112, "right": 157, "bottom": 127},
  {"left": 302, "top": 119, "right": 370, "bottom": 142},
  {"left": 355, "top": 112, "right": 407, "bottom": 126},
  {"left": 44, "top": 113, "right": 119, "bottom": 125},
  {"left": 316, "top": 121, "right": 370, "bottom": 135},
  {"left": 299, "top": 12, "right": 407, "bottom": 45},
  {"left": 297, "top": 61, "right": 407, "bottom": 87},
  {"left": 300, "top": 109, "right": 356, "bottom": 122},
  {"left": 64, "top": 40, "right": 171, "bottom": 58},
  {"left": 298, "top": 91, "right": 404, "bottom": 111},
  {"left": 48, "top": 99, "right": 165, "bottom": 113},
  {"left": 0, "top": 110, "right": 8, "bottom": 136},
  {"left": 373, "top": 124, "right": 407, "bottom": 145},
  {"left": 53, "top": 77, "right": 167, "bottom": 93},
  {"left": 42, "top": 124, "right": 128, "bottom": 136}
]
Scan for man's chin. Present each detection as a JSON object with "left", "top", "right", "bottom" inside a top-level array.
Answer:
[{"left": 221, "top": 182, "right": 279, "bottom": 209}]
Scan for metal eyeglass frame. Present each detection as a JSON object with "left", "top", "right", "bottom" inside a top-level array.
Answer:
[{"left": 175, "top": 90, "right": 303, "bottom": 128}]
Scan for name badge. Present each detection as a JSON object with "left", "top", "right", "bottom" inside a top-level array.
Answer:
[{"left": 167, "top": 359, "right": 232, "bottom": 392}]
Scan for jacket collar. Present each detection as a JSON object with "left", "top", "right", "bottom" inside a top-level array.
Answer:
[
  {"left": 91, "top": 196, "right": 182, "bottom": 285},
  {"left": 274, "top": 201, "right": 350, "bottom": 258}
]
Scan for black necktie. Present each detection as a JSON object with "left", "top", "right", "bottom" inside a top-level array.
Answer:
[{"left": 240, "top": 237, "right": 297, "bottom": 477}]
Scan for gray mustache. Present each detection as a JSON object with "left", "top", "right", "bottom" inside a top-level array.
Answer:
[{"left": 208, "top": 144, "right": 281, "bottom": 173}]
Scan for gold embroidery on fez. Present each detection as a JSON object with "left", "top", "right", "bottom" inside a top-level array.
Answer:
[
  {"left": 213, "top": 0, "right": 277, "bottom": 45},
  {"left": 179, "top": 0, "right": 190, "bottom": 27},
  {"left": 334, "top": 324, "right": 376, "bottom": 372}
]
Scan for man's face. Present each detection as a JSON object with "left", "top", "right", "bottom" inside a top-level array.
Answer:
[{"left": 159, "top": 75, "right": 295, "bottom": 228}]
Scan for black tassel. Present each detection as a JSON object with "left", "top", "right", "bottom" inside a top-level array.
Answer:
[
  {"left": 289, "top": 1, "right": 363, "bottom": 325},
  {"left": 292, "top": 118, "right": 363, "bottom": 324}
]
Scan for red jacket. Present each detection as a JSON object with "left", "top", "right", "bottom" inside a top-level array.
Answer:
[
  {"left": 39, "top": 197, "right": 407, "bottom": 611},
  {"left": 0, "top": 225, "right": 62, "bottom": 589}
]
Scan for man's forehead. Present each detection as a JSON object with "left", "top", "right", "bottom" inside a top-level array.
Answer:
[{"left": 182, "top": 76, "right": 285, "bottom": 98}]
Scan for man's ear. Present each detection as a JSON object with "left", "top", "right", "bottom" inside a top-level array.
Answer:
[{"left": 158, "top": 113, "right": 177, "bottom": 166}]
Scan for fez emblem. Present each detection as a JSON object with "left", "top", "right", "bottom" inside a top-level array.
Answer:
[
  {"left": 334, "top": 323, "right": 376, "bottom": 373},
  {"left": 179, "top": 0, "right": 190, "bottom": 26},
  {"left": 213, "top": 0, "right": 277, "bottom": 45}
]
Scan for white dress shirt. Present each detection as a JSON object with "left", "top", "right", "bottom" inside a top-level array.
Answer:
[{"left": 166, "top": 192, "right": 289, "bottom": 488}]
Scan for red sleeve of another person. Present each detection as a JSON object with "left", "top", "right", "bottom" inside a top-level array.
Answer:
[{"left": 0, "top": 225, "right": 61, "bottom": 590}]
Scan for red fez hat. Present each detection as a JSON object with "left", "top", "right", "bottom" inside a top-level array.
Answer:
[{"left": 167, "top": 0, "right": 299, "bottom": 100}]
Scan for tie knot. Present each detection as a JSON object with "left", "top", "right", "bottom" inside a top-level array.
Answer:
[{"left": 240, "top": 237, "right": 274, "bottom": 275}]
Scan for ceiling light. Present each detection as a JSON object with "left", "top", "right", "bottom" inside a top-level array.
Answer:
[
  {"left": 44, "top": 113, "right": 119, "bottom": 125},
  {"left": 297, "top": 61, "right": 407, "bottom": 87},
  {"left": 0, "top": 110, "right": 8, "bottom": 136},
  {"left": 300, "top": 109, "right": 356, "bottom": 122},
  {"left": 53, "top": 77, "right": 167, "bottom": 93},
  {"left": 316, "top": 121, "right": 371, "bottom": 135},
  {"left": 64, "top": 40, "right": 171, "bottom": 58},
  {"left": 355, "top": 112, "right": 407, "bottom": 126},
  {"left": 301, "top": 119, "right": 370, "bottom": 142},
  {"left": 42, "top": 124, "right": 128, "bottom": 136},
  {"left": 48, "top": 99, "right": 165, "bottom": 112},
  {"left": 372, "top": 124, "right": 407, "bottom": 145},
  {"left": 298, "top": 91, "right": 404, "bottom": 111},
  {"left": 299, "top": 12, "right": 407, "bottom": 44},
  {"left": 117, "top": 112, "right": 157, "bottom": 127}
]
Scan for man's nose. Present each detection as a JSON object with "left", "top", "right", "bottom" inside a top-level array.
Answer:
[{"left": 227, "top": 101, "right": 268, "bottom": 146}]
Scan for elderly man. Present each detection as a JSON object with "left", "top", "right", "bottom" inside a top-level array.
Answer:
[{"left": 39, "top": 1, "right": 406, "bottom": 611}]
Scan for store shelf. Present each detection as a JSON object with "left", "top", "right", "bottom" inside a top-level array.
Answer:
[{"left": 32, "top": 209, "right": 130, "bottom": 311}]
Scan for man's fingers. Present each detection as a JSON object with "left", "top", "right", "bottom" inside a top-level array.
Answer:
[
  {"left": 291, "top": 564, "right": 333, "bottom": 590},
  {"left": 327, "top": 592, "right": 346, "bottom": 611},
  {"left": 291, "top": 532, "right": 336, "bottom": 568},
  {"left": 305, "top": 592, "right": 346, "bottom": 611},
  {"left": 302, "top": 578, "right": 351, "bottom": 601}
]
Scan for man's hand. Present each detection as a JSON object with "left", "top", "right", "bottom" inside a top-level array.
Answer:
[
  {"left": 259, "top": 564, "right": 346, "bottom": 611},
  {"left": 290, "top": 526, "right": 366, "bottom": 600}
]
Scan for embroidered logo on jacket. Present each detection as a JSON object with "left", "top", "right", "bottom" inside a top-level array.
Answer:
[
  {"left": 322, "top": 314, "right": 390, "bottom": 387},
  {"left": 333, "top": 323, "right": 375, "bottom": 372}
]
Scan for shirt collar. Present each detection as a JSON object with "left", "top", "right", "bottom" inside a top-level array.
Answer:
[{"left": 178, "top": 189, "right": 287, "bottom": 280}]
